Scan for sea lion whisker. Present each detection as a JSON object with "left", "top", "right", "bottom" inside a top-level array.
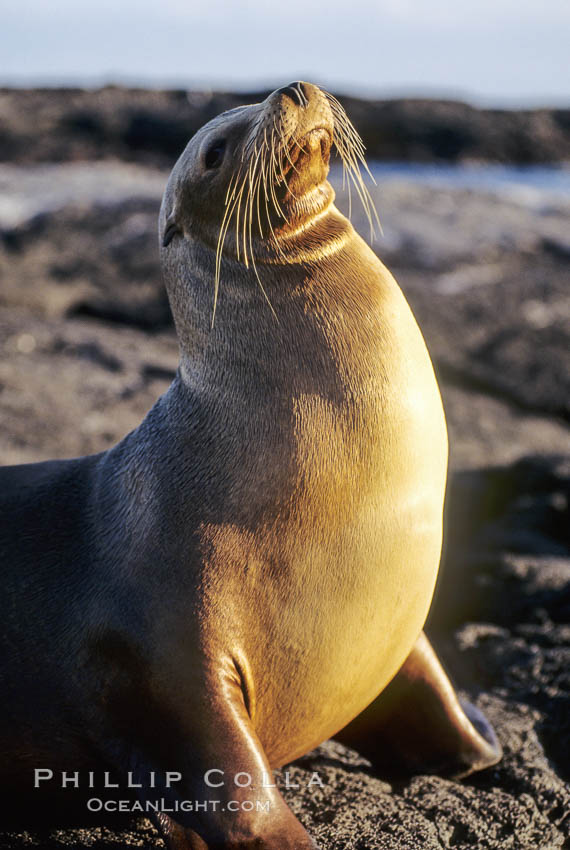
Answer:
[
  {"left": 267, "top": 129, "right": 286, "bottom": 220},
  {"left": 248, "top": 145, "right": 264, "bottom": 239},
  {"left": 243, "top": 153, "right": 259, "bottom": 268},
  {"left": 345, "top": 164, "right": 352, "bottom": 219},
  {"left": 261, "top": 127, "right": 283, "bottom": 223},
  {"left": 274, "top": 125, "right": 302, "bottom": 202},
  {"left": 337, "top": 155, "right": 352, "bottom": 220},
  {"left": 265, "top": 200, "right": 288, "bottom": 259},
  {"left": 268, "top": 128, "right": 279, "bottom": 190},
  {"left": 277, "top": 146, "right": 289, "bottom": 187},
  {"left": 262, "top": 164, "right": 288, "bottom": 259},
  {"left": 247, "top": 173, "right": 278, "bottom": 320},
  {"left": 267, "top": 127, "right": 288, "bottom": 225},
  {"left": 213, "top": 166, "right": 248, "bottom": 312},
  {"left": 272, "top": 117, "right": 291, "bottom": 186},
  {"left": 246, "top": 167, "right": 259, "bottom": 259},
  {"left": 330, "top": 106, "right": 367, "bottom": 154},
  {"left": 242, "top": 157, "right": 255, "bottom": 267},
  {"left": 282, "top": 144, "right": 303, "bottom": 191},
  {"left": 225, "top": 167, "right": 243, "bottom": 206},
  {"left": 213, "top": 182, "right": 244, "bottom": 325},
  {"left": 328, "top": 113, "right": 381, "bottom": 239},
  {"left": 266, "top": 159, "right": 278, "bottom": 217},
  {"left": 216, "top": 182, "right": 242, "bottom": 261},
  {"left": 345, "top": 164, "right": 379, "bottom": 240},
  {"left": 234, "top": 173, "right": 249, "bottom": 265},
  {"left": 259, "top": 150, "right": 272, "bottom": 224},
  {"left": 235, "top": 144, "right": 279, "bottom": 317},
  {"left": 255, "top": 164, "right": 264, "bottom": 238},
  {"left": 257, "top": 147, "right": 281, "bottom": 250},
  {"left": 347, "top": 161, "right": 382, "bottom": 236},
  {"left": 326, "top": 94, "right": 371, "bottom": 163},
  {"left": 328, "top": 96, "right": 377, "bottom": 190},
  {"left": 281, "top": 130, "right": 303, "bottom": 178},
  {"left": 250, "top": 250, "right": 278, "bottom": 320},
  {"left": 217, "top": 188, "right": 240, "bottom": 269},
  {"left": 240, "top": 133, "right": 256, "bottom": 164},
  {"left": 334, "top": 142, "right": 377, "bottom": 238},
  {"left": 270, "top": 126, "right": 282, "bottom": 186},
  {"left": 340, "top": 128, "right": 376, "bottom": 184}
]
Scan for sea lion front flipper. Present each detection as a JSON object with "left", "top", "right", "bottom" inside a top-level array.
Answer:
[
  {"left": 334, "top": 631, "right": 501, "bottom": 779},
  {"left": 147, "top": 669, "right": 317, "bottom": 850}
]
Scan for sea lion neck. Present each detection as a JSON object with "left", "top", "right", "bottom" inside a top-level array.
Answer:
[
  {"left": 184, "top": 186, "right": 351, "bottom": 265},
  {"left": 160, "top": 203, "right": 355, "bottom": 364}
]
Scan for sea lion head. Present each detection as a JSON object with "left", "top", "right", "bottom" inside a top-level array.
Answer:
[{"left": 159, "top": 81, "right": 377, "bottom": 325}]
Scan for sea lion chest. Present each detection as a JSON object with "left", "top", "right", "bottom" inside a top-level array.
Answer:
[{"left": 183, "top": 246, "right": 448, "bottom": 765}]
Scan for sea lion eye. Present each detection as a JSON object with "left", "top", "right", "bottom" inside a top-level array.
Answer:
[{"left": 204, "top": 139, "right": 226, "bottom": 169}]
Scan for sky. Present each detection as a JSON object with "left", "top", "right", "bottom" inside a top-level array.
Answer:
[{"left": 2, "top": 0, "right": 569, "bottom": 106}]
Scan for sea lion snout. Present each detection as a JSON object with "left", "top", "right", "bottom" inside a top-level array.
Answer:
[
  {"left": 263, "top": 82, "right": 334, "bottom": 200},
  {"left": 274, "top": 81, "right": 309, "bottom": 106},
  {"left": 267, "top": 80, "right": 334, "bottom": 147}
]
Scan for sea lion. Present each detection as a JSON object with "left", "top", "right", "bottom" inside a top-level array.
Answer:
[{"left": 0, "top": 81, "right": 501, "bottom": 849}]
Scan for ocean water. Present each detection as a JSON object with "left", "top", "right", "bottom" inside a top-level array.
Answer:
[
  {"left": 365, "top": 162, "right": 570, "bottom": 199},
  {"left": 1, "top": 161, "right": 568, "bottom": 232}
]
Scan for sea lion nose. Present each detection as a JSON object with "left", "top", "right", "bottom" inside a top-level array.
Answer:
[{"left": 276, "top": 82, "right": 309, "bottom": 107}]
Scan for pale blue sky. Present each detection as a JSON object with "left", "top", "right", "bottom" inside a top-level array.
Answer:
[{"left": 2, "top": 0, "right": 569, "bottom": 105}]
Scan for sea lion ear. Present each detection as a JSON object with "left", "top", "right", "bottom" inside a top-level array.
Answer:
[{"left": 162, "top": 216, "right": 181, "bottom": 248}]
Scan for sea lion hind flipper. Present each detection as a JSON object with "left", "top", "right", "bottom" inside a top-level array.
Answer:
[{"left": 334, "top": 631, "right": 502, "bottom": 779}]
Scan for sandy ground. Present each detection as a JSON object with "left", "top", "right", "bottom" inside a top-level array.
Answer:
[{"left": 0, "top": 163, "right": 568, "bottom": 848}]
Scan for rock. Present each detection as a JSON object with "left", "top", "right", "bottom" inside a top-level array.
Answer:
[
  {"left": 0, "top": 181, "right": 170, "bottom": 330},
  {"left": 430, "top": 455, "right": 570, "bottom": 631},
  {"left": 0, "top": 88, "right": 569, "bottom": 166},
  {"left": 0, "top": 308, "right": 178, "bottom": 465},
  {"left": 439, "top": 383, "right": 570, "bottom": 470}
]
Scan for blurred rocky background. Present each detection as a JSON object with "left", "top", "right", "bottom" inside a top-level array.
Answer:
[{"left": 0, "top": 87, "right": 568, "bottom": 849}]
